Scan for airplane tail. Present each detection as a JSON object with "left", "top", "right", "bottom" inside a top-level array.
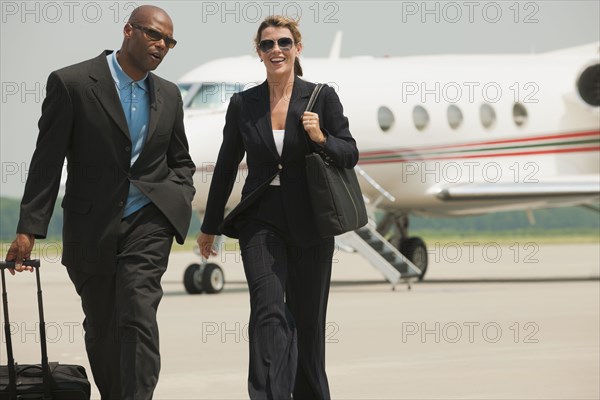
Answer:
[{"left": 329, "top": 31, "right": 343, "bottom": 60}]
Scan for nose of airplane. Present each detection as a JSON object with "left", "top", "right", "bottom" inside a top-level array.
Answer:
[
  {"left": 184, "top": 109, "right": 245, "bottom": 211},
  {"left": 184, "top": 110, "right": 229, "bottom": 166}
]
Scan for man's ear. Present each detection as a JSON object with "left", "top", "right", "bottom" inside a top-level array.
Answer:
[{"left": 123, "top": 23, "right": 134, "bottom": 39}]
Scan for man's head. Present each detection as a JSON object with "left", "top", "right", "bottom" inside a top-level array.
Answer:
[{"left": 119, "top": 5, "right": 175, "bottom": 77}]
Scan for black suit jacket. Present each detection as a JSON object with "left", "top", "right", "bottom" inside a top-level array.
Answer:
[
  {"left": 201, "top": 78, "right": 358, "bottom": 245},
  {"left": 17, "top": 51, "right": 196, "bottom": 273}
]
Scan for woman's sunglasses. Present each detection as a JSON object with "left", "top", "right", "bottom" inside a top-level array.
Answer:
[
  {"left": 258, "top": 37, "right": 294, "bottom": 53},
  {"left": 130, "top": 23, "right": 177, "bottom": 49}
]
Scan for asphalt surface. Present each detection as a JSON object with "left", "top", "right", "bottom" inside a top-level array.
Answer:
[{"left": 1, "top": 242, "right": 598, "bottom": 399}]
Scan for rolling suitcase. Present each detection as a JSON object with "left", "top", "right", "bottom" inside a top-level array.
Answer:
[{"left": 0, "top": 259, "right": 91, "bottom": 399}]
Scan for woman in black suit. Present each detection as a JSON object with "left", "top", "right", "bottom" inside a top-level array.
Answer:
[{"left": 198, "top": 15, "right": 358, "bottom": 399}]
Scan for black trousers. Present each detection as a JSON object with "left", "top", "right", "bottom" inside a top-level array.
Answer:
[
  {"left": 67, "top": 203, "right": 174, "bottom": 400},
  {"left": 237, "top": 187, "right": 334, "bottom": 400}
]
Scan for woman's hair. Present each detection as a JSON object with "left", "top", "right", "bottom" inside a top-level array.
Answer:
[{"left": 254, "top": 15, "right": 303, "bottom": 77}]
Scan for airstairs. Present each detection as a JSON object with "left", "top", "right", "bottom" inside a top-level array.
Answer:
[{"left": 337, "top": 166, "right": 422, "bottom": 290}]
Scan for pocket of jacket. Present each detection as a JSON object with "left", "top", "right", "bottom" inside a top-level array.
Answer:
[{"left": 61, "top": 195, "right": 92, "bottom": 215}]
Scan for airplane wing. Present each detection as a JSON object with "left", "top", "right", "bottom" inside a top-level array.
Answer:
[{"left": 434, "top": 177, "right": 600, "bottom": 201}]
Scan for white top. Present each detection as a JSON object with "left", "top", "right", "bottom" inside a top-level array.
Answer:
[{"left": 270, "top": 129, "right": 285, "bottom": 186}]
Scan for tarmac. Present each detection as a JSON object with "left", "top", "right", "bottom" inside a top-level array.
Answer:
[{"left": 1, "top": 242, "right": 599, "bottom": 399}]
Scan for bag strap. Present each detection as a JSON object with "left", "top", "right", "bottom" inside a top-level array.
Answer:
[
  {"left": 302, "top": 84, "right": 335, "bottom": 166},
  {"left": 302, "top": 83, "right": 326, "bottom": 155},
  {"left": 1, "top": 259, "right": 52, "bottom": 399},
  {"left": 305, "top": 83, "right": 324, "bottom": 113}
]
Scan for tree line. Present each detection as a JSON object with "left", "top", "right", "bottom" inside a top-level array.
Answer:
[{"left": 1, "top": 196, "right": 598, "bottom": 241}]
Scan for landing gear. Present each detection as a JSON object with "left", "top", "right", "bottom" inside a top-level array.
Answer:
[
  {"left": 202, "top": 263, "right": 225, "bottom": 294},
  {"left": 400, "top": 237, "right": 428, "bottom": 281},
  {"left": 377, "top": 212, "right": 429, "bottom": 280},
  {"left": 184, "top": 263, "right": 202, "bottom": 294},
  {"left": 183, "top": 263, "right": 225, "bottom": 294}
]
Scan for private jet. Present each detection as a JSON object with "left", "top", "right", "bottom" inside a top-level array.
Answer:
[{"left": 177, "top": 36, "right": 600, "bottom": 294}]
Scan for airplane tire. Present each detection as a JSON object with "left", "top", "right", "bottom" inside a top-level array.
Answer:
[
  {"left": 184, "top": 263, "right": 204, "bottom": 294},
  {"left": 401, "top": 237, "right": 428, "bottom": 281},
  {"left": 202, "top": 263, "right": 225, "bottom": 294}
]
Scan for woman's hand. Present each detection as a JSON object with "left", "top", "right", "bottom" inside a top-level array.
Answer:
[
  {"left": 197, "top": 233, "right": 218, "bottom": 260},
  {"left": 302, "top": 111, "right": 326, "bottom": 145}
]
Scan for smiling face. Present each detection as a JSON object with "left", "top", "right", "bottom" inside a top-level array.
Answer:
[
  {"left": 122, "top": 8, "right": 174, "bottom": 75},
  {"left": 257, "top": 26, "right": 302, "bottom": 79}
]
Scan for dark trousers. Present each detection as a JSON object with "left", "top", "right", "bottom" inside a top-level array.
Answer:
[
  {"left": 237, "top": 187, "right": 334, "bottom": 400},
  {"left": 67, "top": 203, "right": 174, "bottom": 400}
]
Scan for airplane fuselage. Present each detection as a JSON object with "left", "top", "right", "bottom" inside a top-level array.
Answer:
[{"left": 180, "top": 44, "right": 600, "bottom": 217}]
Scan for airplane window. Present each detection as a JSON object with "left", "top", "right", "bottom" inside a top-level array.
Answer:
[
  {"left": 513, "top": 102, "right": 528, "bottom": 127},
  {"left": 480, "top": 103, "right": 496, "bottom": 129},
  {"left": 447, "top": 105, "right": 463, "bottom": 129},
  {"left": 189, "top": 82, "right": 242, "bottom": 110},
  {"left": 413, "top": 105, "right": 429, "bottom": 131},
  {"left": 177, "top": 83, "right": 192, "bottom": 102},
  {"left": 377, "top": 106, "right": 395, "bottom": 132}
]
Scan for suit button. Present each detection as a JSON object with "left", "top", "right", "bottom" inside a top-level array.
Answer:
[
  {"left": 277, "top": 164, "right": 283, "bottom": 170},
  {"left": 125, "top": 146, "right": 131, "bottom": 152},
  {"left": 118, "top": 201, "right": 124, "bottom": 207}
]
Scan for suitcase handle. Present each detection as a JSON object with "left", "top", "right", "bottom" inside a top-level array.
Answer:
[
  {"left": 0, "top": 260, "right": 41, "bottom": 270},
  {"left": 15, "top": 364, "right": 43, "bottom": 378},
  {"left": 1, "top": 260, "right": 52, "bottom": 399}
]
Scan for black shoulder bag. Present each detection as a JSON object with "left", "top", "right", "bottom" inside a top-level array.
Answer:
[{"left": 303, "top": 84, "right": 368, "bottom": 238}]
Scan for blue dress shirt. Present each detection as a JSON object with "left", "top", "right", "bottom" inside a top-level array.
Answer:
[{"left": 107, "top": 51, "right": 152, "bottom": 218}]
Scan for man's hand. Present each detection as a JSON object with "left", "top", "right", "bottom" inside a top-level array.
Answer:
[
  {"left": 197, "top": 233, "right": 217, "bottom": 260},
  {"left": 5, "top": 233, "right": 35, "bottom": 275}
]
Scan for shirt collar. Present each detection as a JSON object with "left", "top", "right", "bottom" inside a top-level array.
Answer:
[{"left": 108, "top": 51, "right": 149, "bottom": 93}]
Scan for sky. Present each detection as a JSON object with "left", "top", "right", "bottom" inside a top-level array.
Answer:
[{"left": 1, "top": 0, "right": 599, "bottom": 198}]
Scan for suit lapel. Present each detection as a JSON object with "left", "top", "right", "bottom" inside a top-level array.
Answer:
[
  {"left": 249, "top": 81, "right": 280, "bottom": 161},
  {"left": 146, "top": 74, "right": 163, "bottom": 142},
  {"left": 88, "top": 51, "right": 130, "bottom": 141},
  {"left": 282, "top": 78, "right": 311, "bottom": 160}
]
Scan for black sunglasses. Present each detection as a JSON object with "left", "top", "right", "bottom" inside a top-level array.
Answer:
[
  {"left": 258, "top": 37, "right": 294, "bottom": 53},
  {"left": 130, "top": 23, "right": 177, "bottom": 49}
]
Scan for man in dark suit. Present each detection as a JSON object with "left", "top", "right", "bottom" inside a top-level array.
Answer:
[{"left": 4, "top": 5, "right": 195, "bottom": 399}]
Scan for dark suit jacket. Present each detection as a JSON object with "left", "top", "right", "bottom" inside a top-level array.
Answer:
[
  {"left": 201, "top": 78, "right": 358, "bottom": 245},
  {"left": 17, "top": 51, "right": 196, "bottom": 273}
]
